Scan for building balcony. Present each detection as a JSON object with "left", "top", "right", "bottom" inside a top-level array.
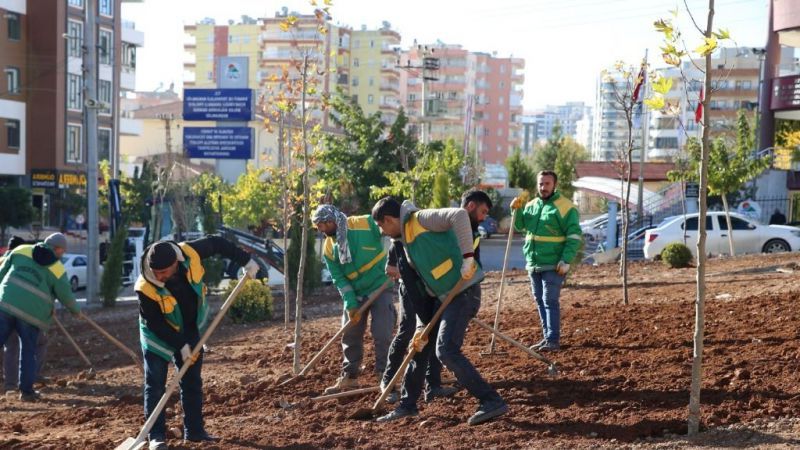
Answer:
[
  {"left": 120, "top": 66, "right": 136, "bottom": 91},
  {"left": 119, "top": 117, "right": 143, "bottom": 136},
  {"left": 381, "top": 67, "right": 399, "bottom": 76},
  {"left": 380, "top": 84, "right": 400, "bottom": 93},
  {"left": 121, "top": 21, "right": 144, "bottom": 47}
]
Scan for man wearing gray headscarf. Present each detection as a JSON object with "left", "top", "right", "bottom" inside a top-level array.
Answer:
[{"left": 313, "top": 204, "right": 395, "bottom": 394}]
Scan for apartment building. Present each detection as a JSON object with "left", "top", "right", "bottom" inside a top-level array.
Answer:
[
  {"left": 0, "top": 0, "right": 27, "bottom": 179},
  {"left": 398, "top": 43, "right": 524, "bottom": 165},
  {"left": 518, "top": 101, "right": 593, "bottom": 154}
]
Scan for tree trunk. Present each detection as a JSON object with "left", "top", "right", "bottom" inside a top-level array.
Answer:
[
  {"left": 293, "top": 56, "right": 310, "bottom": 375},
  {"left": 721, "top": 195, "right": 735, "bottom": 256},
  {"left": 622, "top": 141, "right": 633, "bottom": 306},
  {"left": 688, "top": 0, "right": 714, "bottom": 436},
  {"left": 282, "top": 115, "right": 291, "bottom": 330},
  {"left": 681, "top": 180, "right": 688, "bottom": 245}
]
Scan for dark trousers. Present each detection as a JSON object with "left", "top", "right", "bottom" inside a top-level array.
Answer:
[
  {"left": 381, "top": 282, "right": 442, "bottom": 391},
  {"left": 398, "top": 291, "right": 441, "bottom": 411},
  {"left": 143, "top": 349, "right": 204, "bottom": 440},
  {"left": 0, "top": 310, "right": 39, "bottom": 395}
]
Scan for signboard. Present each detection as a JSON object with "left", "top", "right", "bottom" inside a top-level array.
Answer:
[
  {"left": 184, "top": 127, "right": 253, "bottom": 159},
  {"left": 771, "top": 75, "right": 800, "bottom": 111},
  {"left": 183, "top": 88, "right": 253, "bottom": 121},
  {"left": 737, "top": 199, "right": 762, "bottom": 221},
  {"left": 685, "top": 182, "right": 699, "bottom": 198},
  {"left": 31, "top": 169, "right": 57, "bottom": 188},
  {"left": 59, "top": 172, "right": 87, "bottom": 188}
]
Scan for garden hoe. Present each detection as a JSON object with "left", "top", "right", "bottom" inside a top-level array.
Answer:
[
  {"left": 279, "top": 280, "right": 391, "bottom": 387},
  {"left": 481, "top": 209, "right": 516, "bottom": 357},
  {"left": 114, "top": 274, "right": 251, "bottom": 450},
  {"left": 52, "top": 314, "right": 94, "bottom": 374},
  {"left": 471, "top": 317, "right": 559, "bottom": 377},
  {"left": 349, "top": 278, "right": 468, "bottom": 421}
]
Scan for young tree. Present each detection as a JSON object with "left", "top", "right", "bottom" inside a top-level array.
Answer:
[
  {"left": 654, "top": 0, "right": 733, "bottom": 434},
  {"left": 506, "top": 148, "right": 536, "bottom": 192},
  {"left": 0, "top": 187, "right": 34, "bottom": 244},
  {"left": 100, "top": 225, "right": 127, "bottom": 307},
  {"left": 431, "top": 169, "right": 450, "bottom": 208},
  {"left": 707, "top": 111, "right": 769, "bottom": 256},
  {"left": 554, "top": 137, "right": 589, "bottom": 200},
  {"left": 222, "top": 164, "right": 281, "bottom": 232}
]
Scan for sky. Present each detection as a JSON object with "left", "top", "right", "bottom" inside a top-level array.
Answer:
[{"left": 123, "top": 0, "right": 769, "bottom": 112}]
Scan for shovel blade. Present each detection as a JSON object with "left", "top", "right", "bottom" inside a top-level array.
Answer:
[
  {"left": 349, "top": 407, "right": 380, "bottom": 421},
  {"left": 114, "top": 437, "right": 145, "bottom": 450}
]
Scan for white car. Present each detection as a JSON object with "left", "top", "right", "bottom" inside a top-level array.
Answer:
[
  {"left": 643, "top": 212, "right": 800, "bottom": 260},
  {"left": 62, "top": 254, "right": 105, "bottom": 292}
]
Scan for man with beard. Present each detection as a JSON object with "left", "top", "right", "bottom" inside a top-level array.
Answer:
[
  {"left": 312, "top": 205, "right": 395, "bottom": 395},
  {"left": 510, "top": 170, "right": 582, "bottom": 352},
  {"left": 371, "top": 195, "right": 508, "bottom": 426},
  {"left": 137, "top": 236, "right": 258, "bottom": 450}
]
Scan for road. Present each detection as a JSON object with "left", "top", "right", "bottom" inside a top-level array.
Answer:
[{"left": 479, "top": 235, "right": 527, "bottom": 271}]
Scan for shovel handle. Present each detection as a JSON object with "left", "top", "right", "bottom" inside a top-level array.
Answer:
[
  {"left": 295, "top": 280, "right": 391, "bottom": 379},
  {"left": 52, "top": 314, "right": 93, "bottom": 369},
  {"left": 128, "top": 275, "right": 251, "bottom": 447},
  {"left": 371, "top": 277, "right": 468, "bottom": 410},
  {"left": 81, "top": 314, "right": 143, "bottom": 374},
  {"left": 471, "top": 317, "right": 555, "bottom": 367},
  {"left": 488, "top": 209, "right": 516, "bottom": 352}
]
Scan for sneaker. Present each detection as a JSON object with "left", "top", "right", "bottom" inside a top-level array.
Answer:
[
  {"left": 424, "top": 385, "right": 458, "bottom": 403},
  {"left": 323, "top": 374, "right": 359, "bottom": 395},
  {"left": 538, "top": 341, "right": 560, "bottom": 352},
  {"left": 19, "top": 391, "right": 41, "bottom": 402},
  {"left": 376, "top": 407, "right": 419, "bottom": 423},
  {"left": 468, "top": 399, "right": 509, "bottom": 426},
  {"left": 529, "top": 339, "right": 547, "bottom": 351},
  {"left": 184, "top": 431, "right": 219, "bottom": 443},
  {"left": 385, "top": 389, "right": 399, "bottom": 404},
  {"left": 148, "top": 438, "right": 168, "bottom": 450}
]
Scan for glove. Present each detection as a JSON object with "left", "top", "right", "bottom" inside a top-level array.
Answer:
[
  {"left": 509, "top": 191, "right": 530, "bottom": 210},
  {"left": 556, "top": 261, "right": 570, "bottom": 276},
  {"left": 347, "top": 308, "right": 361, "bottom": 325},
  {"left": 243, "top": 259, "right": 260, "bottom": 279},
  {"left": 386, "top": 265, "right": 400, "bottom": 281},
  {"left": 180, "top": 344, "right": 199, "bottom": 366},
  {"left": 461, "top": 256, "right": 476, "bottom": 280},
  {"left": 411, "top": 330, "right": 428, "bottom": 352}
]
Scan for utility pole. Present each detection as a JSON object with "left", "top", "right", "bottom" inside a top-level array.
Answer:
[
  {"left": 84, "top": 0, "right": 100, "bottom": 304},
  {"left": 398, "top": 46, "right": 438, "bottom": 145},
  {"left": 636, "top": 50, "right": 649, "bottom": 224}
]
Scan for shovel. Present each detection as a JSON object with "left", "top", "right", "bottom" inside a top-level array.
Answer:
[
  {"left": 114, "top": 274, "right": 251, "bottom": 450},
  {"left": 81, "top": 314, "right": 143, "bottom": 375},
  {"left": 350, "top": 277, "right": 468, "bottom": 420},
  {"left": 481, "top": 210, "right": 516, "bottom": 357},
  {"left": 471, "top": 317, "right": 558, "bottom": 376},
  {"left": 52, "top": 314, "right": 93, "bottom": 372},
  {"left": 279, "top": 280, "right": 391, "bottom": 387}
]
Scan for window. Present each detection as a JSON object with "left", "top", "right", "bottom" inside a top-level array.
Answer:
[
  {"left": 206, "top": 71, "right": 213, "bottom": 80},
  {"left": 736, "top": 80, "right": 753, "bottom": 90},
  {"left": 7, "top": 13, "right": 20, "bottom": 40},
  {"left": 498, "top": 112, "right": 504, "bottom": 121},
  {"left": 67, "top": 21, "right": 83, "bottom": 57},
  {"left": 682, "top": 216, "right": 714, "bottom": 231},
  {"left": 5, "top": 67, "right": 20, "bottom": 94},
  {"left": 368, "top": 94, "right": 374, "bottom": 104},
  {"left": 98, "top": 80, "right": 112, "bottom": 115},
  {"left": 67, "top": 74, "right": 83, "bottom": 111},
  {"left": 99, "top": 0, "right": 113, "bottom": 16},
  {"left": 99, "top": 30, "right": 113, "bottom": 65},
  {"left": 654, "top": 137, "right": 678, "bottom": 149},
  {"left": 74, "top": 257, "right": 86, "bottom": 267},
  {"left": 728, "top": 217, "right": 755, "bottom": 230},
  {"left": 122, "top": 42, "right": 136, "bottom": 68},
  {"left": 66, "top": 125, "right": 82, "bottom": 164},
  {"left": 68, "top": 0, "right": 84, "bottom": 7},
  {"left": 369, "top": 40, "right": 374, "bottom": 48},
  {"left": 353, "top": 58, "right": 359, "bottom": 67},
  {"left": 408, "top": 93, "right": 416, "bottom": 101},
  {"left": 369, "top": 77, "right": 374, "bottom": 86},
  {"left": 351, "top": 76, "right": 359, "bottom": 87},
  {"left": 500, "top": 65, "right": 505, "bottom": 73},
  {"left": 6, "top": 119, "right": 20, "bottom": 148},
  {"left": 497, "top": 129, "right": 503, "bottom": 137},
  {"left": 98, "top": 128, "right": 111, "bottom": 161}
]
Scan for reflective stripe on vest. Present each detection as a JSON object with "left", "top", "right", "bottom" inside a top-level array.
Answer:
[{"left": 525, "top": 234, "right": 566, "bottom": 243}]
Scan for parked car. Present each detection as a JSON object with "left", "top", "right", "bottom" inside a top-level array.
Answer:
[
  {"left": 478, "top": 217, "right": 499, "bottom": 239},
  {"left": 61, "top": 253, "right": 105, "bottom": 292},
  {"left": 643, "top": 212, "right": 800, "bottom": 260}
]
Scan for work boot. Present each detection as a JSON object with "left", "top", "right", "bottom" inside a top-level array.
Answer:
[
  {"left": 467, "top": 399, "right": 509, "bottom": 426},
  {"left": 529, "top": 338, "right": 547, "bottom": 351},
  {"left": 424, "top": 385, "right": 458, "bottom": 403},
  {"left": 323, "top": 374, "right": 358, "bottom": 395},
  {"left": 148, "top": 438, "right": 168, "bottom": 450},
  {"left": 184, "top": 431, "right": 219, "bottom": 443},
  {"left": 18, "top": 391, "right": 41, "bottom": 402},
  {"left": 538, "top": 341, "right": 560, "bottom": 352},
  {"left": 375, "top": 406, "right": 419, "bottom": 423}
]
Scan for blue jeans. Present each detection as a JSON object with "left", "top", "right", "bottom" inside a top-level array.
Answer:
[
  {"left": 529, "top": 270, "right": 564, "bottom": 344},
  {"left": 0, "top": 310, "right": 40, "bottom": 394},
  {"left": 143, "top": 349, "right": 204, "bottom": 440},
  {"left": 4, "top": 330, "right": 49, "bottom": 390},
  {"left": 435, "top": 285, "right": 501, "bottom": 404}
]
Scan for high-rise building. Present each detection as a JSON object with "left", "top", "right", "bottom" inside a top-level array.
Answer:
[
  {"left": 517, "top": 102, "right": 592, "bottom": 155},
  {"left": 398, "top": 43, "right": 524, "bottom": 165},
  {"left": 590, "top": 72, "right": 645, "bottom": 162},
  {"left": 348, "top": 23, "right": 402, "bottom": 124},
  {"left": 0, "top": 0, "right": 142, "bottom": 227}
]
